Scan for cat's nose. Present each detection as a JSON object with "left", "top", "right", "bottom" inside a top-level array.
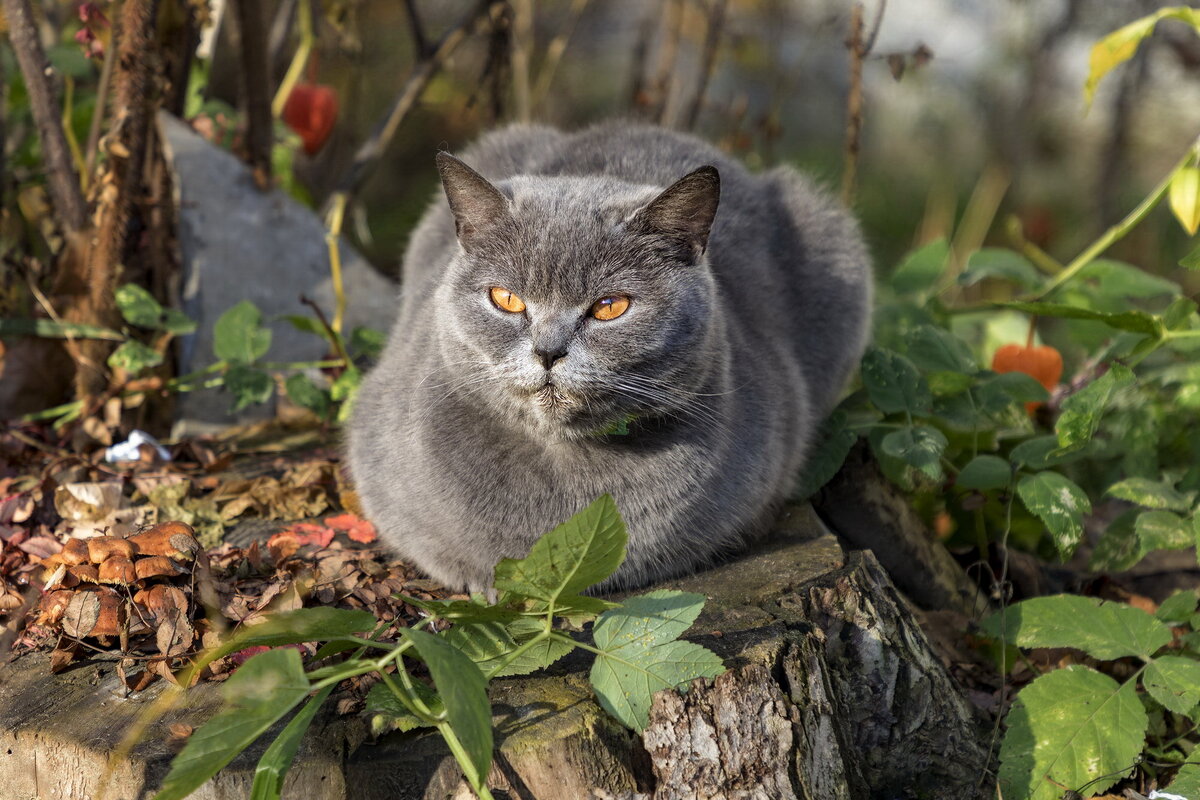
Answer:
[{"left": 533, "top": 345, "right": 568, "bottom": 370}]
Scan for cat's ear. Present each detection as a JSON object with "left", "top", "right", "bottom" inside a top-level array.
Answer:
[
  {"left": 628, "top": 166, "right": 720, "bottom": 262},
  {"left": 435, "top": 152, "right": 512, "bottom": 252}
]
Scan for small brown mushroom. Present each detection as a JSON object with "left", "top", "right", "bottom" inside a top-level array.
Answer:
[
  {"left": 134, "top": 555, "right": 182, "bottom": 581},
  {"left": 38, "top": 590, "right": 74, "bottom": 625},
  {"left": 98, "top": 556, "right": 137, "bottom": 585},
  {"left": 87, "top": 536, "right": 136, "bottom": 564},
  {"left": 69, "top": 564, "right": 101, "bottom": 583},
  {"left": 128, "top": 522, "right": 199, "bottom": 560},
  {"left": 133, "top": 584, "right": 188, "bottom": 623},
  {"left": 61, "top": 538, "right": 91, "bottom": 566}
]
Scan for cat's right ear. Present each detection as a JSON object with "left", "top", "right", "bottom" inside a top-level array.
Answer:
[{"left": 435, "top": 152, "right": 512, "bottom": 253}]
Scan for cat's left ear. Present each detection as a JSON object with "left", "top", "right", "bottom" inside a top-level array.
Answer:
[
  {"left": 436, "top": 152, "right": 512, "bottom": 253},
  {"left": 628, "top": 166, "right": 720, "bottom": 263}
]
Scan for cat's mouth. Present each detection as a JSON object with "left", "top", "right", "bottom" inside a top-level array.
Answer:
[{"left": 533, "top": 382, "right": 576, "bottom": 411}]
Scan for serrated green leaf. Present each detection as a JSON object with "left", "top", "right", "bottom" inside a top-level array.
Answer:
[
  {"left": 998, "top": 301, "right": 1162, "bottom": 337},
  {"left": 956, "top": 455, "right": 1011, "bottom": 491},
  {"left": 442, "top": 617, "right": 572, "bottom": 678},
  {"left": 1055, "top": 364, "right": 1135, "bottom": 454},
  {"left": 1106, "top": 477, "right": 1195, "bottom": 511},
  {"left": 1089, "top": 510, "right": 1144, "bottom": 573},
  {"left": 958, "top": 248, "right": 1041, "bottom": 288},
  {"left": 1010, "top": 435, "right": 1082, "bottom": 470},
  {"left": 225, "top": 364, "right": 273, "bottom": 412},
  {"left": 1145, "top": 655, "right": 1200, "bottom": 715},
  {"left": 365, "top": 678, "right": 443, "bottom": 734},
  {"left": 402, "top": 628, "right": 492, "bottom": 782},
  {"left": 998, "top": 666, "right": 1146, "bottom": 800},
  {"left": 1156, "top": 589, "right": 1199, "bottom": 623},
  {"left": 1170, "top": 166, "right": 1200, "bottom": 236},
  {"left": 860, "top": 348, "right": 931, "bottom": 416},
  {"left": 285, "top": 374, "right": 331, "bottom": 419},
  {"left": 107, "top": 340, "right": 163, "bottom": 373},
  {"left": 590, "top": 639, "right": 723, "bottom": 732},
  {"left": 1166, "top": 763, "right": 1200, "bottom": 797},
  {"left": 889, "top": 238, "right": 949, "bottom": 295},
  {"left": 154, "top": 649, "right": 312, "bottom": 800},
  {"left": 1076, "top": 259, "right": 1180, "bottom": 299},
  {"left": 927, "top": 370, "right": 974, "bottom": 396},
  {"left": 401, "top": 596, "right": 522, "bottom": 624},
  {"left": 249, "top": 684, "right": 333, "bottom": 800},
  {"left": 493, "top": 495, "right": 626, "bottom": 604},
  {"left": 880, "top": 425, "right": 947, "bottom": 480},
  {"left": 1136, "top": 510, "right": 1194, "bottom": 551},
  {"left": 593, "top": 591, "right": 706, "bottom": 652},
  {"left": 116, "top": 284, "right": 165, "bottom": 328},
  {"left": 1017, "top": 472, "right": 1091, "bottom": 558},
  {"left": 981, "top": 594, "right": 1170, "bottom": 660},
  {"left": 906, "top": 325, "right": 978, "bottom": 373},
  {"left": 214, "top": 300, "right": 272, "bottom": 364},
  {"left": 0, "top": 317, "right": 125, "bottom": 341},
  {"left": 794, "top": 410, "right": 857, "bottom": 499}
]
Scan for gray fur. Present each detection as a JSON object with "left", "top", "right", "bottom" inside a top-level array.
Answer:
[{"left": 347, "top": 122, "right": 872, "bottom": 591}]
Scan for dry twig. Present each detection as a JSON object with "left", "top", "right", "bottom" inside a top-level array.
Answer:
[
  {"left": 840, "top": 0, "right": 887, "bottom": 206},
  {"left": 682, "top": 0, "right": 728, "bottom": 131}
]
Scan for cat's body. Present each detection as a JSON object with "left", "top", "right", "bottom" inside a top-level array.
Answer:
[{"left": 348, "top": 122, "right": 871, "bottom": 591}]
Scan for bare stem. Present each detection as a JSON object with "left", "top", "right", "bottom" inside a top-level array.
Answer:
[
  {"left": 2, "top": 0, "right": 88, "bottom": 232},
  {"left": 682, "top": 0, "right": 728, "bottom": 131}
]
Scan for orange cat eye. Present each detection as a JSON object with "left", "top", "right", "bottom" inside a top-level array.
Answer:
[
  {"left": 591, "top": 295, "right": 630, "bottom": 321},
  {"left": 489, "top": 287, "right": 526, "bottom": 313}
]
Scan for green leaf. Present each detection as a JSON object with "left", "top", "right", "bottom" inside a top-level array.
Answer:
[
  {"left": 443, "top": 618, "right": 572, "bottom": 678},
  {"left": 214, "top": 300, "right": 272, "bottom": 364},
  {"left": 189, "top": 608, "right": 376, "bottom": 678},
  {"left": 1182, "top": 241, "right": 1200, "bottom": 271},
  {"left": 889, "top": 238, "right": 948, "bottom": 295},
  {"left": 1156, "top": 589, "right": 1199, "bottom": 623},
  {"left": 794, "top": 410, "right": 857, "bottom": 499},
  {"left": 161, "top": 309, "right": 197, "bottom": 334},
  {"left": 958, "top": 248, "right": 1040, "bottom": 288},
  {"left": 1136, "top": 510, "right": 1194, "bottom": 551},
  {"left": 1144, "top": 655, "right": 1200, "bottom": 714},
  {"left": 0, "top": 317, "right": 125, "bottom": 341},
  {"left": 1076, "top": 259, "right": 1180, "bottom": 299},
  {"left": 1170, "top": 166, "right": 1200, "bottom": 236},
  {"left": 1167, "top": 764, "right": 1200, "bottom": 797},
  {"left": 1089, "top": 510, "right": 1144, "bottom": 573},
  {"left": 249, "top": 684, "right": 333, "bottom": 800},
  {"left": 107, "top": 340, "right": 163, "bottom": 373},
  {"left": 365, "top": 679, "right": 444, "bottom": 734},
  {"left": 1083, "top": 7, "right": 1200, "bottom": 105},
  {"left": 860, "top": 348, "right": 932, "bottom": 416},
  {"left": 154, "top": 649, "right": 313, "bottom": 800},
  {"left": 493, "top": 495, "right": 626, "bottom": 604},
  {"left": 1017, "top": 472, "right": 1091, "bottom": 558},
  {"left": 225, "top": 364, "right": 273, "bottom": 412},
  {"left": 589, "top": 591, "right": 722, "bottom": 732},
  {"left": 285, "top": 374, "right": 331, "bottom": 419},
  {"left": 402, "top": 628, "right": 492, "bottom": 782},
  {"left": 927, "top": 370, "right": 974, "bottom": 396},
  {"left": 906, "top": 325, "right": 977, "bottom": 373},
  {"left": 981, "top": 594, "right": 1171, "bottom": 660},
  {"left": 1164, "top": 297, "right": 1199, "bottom": 329},
  {"left": 956, "top": 455, "right": 1011, "bottom": 491},
  {"left": 282, "top": 315, "right": 331, "bottom": 341},
  {"left": 1055, "top": 364, "right": 1135, "bottom": 454},
  {"left": 997, "top": 301, "right": 1162, "bottom": 337},
  {"left": 998, "top": 666, "right": 1146, "bottom": 800},
  {"left": 1010, "top": 435, "right": 1082, "bottom": 470},
  {"left": 116, "top": 284, "right": 165, "bottom": 328},
  {"left": 1106, "top": 477, "right": 1195, "bottom": 511},
  {"left": 880, "top": 425, "right": 947, "bottom": 480},
  {"left": 976, "top": 372, "right": 1049, "bottom": 413},
  {"left": 330, "top": 366, "right": 361, "bottom": 402},
  {"left": 351, "top": 326, "right": 386, "bottom": 359}
]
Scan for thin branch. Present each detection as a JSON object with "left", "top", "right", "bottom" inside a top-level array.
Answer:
[
  {"left": 862, "top": 0, "right": 887, "bottom": 56},
  {"left": 84, "top": 38, "right": 118, "bottom": 179},
  {"left": 231, "top": 0, "right": 274, "bottom": 184},
  {"left": 840, "top": 3, "right": 866, "bottom": 206},
  {"left": 325, "top": 0, "right": 501, "bottom": 207},
  {"left": 652, "top": 0, "right": 684, "bottom": 125},
  {"left": 532, "top": 0, "right": 589, "bottom": 113},
  {"left": 682, "top": 0, "right": 728, "bottom": 131},
  {"left": 402, "top": 0, "right": 431, "bottom": 57},
  {"left": 510, "top": 0, "right": 533, "bottom": 122},
  {"left": 267, "top": 0, "right": 300, "bottom": 80},
  {"left": 2, "top": 0, "right": 88, "bottom": 233}
]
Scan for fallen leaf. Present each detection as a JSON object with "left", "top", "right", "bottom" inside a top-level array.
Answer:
[{"left": 325, "top": 513, "right": 377, "bottom": 544}]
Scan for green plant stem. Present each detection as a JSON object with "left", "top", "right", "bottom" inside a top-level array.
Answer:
[
  {"left": 324, "top": 192, "right": 349, "bottom": 336},
  {"left": 377, "top": 667, "right": 442, "bottom": 724},
  {"left": 1032, "top": 135, "right": 1200, "bottom": 300},
  {"left": 436, "top": 721, "right": 495, "bottom": 800},
  {"left": 271, "top": 0, "right": 315, "bottom": 118}
]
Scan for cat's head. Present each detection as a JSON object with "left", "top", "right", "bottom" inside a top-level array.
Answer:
[{"left": 431, "top": 152, "right": 723, "bottom": 440}]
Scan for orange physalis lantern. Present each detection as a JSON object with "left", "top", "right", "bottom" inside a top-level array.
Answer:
[
  {"left": 282, "top": 83, "right": 338, "bottom": 155},
  {"left": 991, "top": 341, "right": 1063, "bottom": 415}
]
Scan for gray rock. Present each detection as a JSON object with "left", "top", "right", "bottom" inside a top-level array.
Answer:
[{"left": 157, "top": 112, "right": 398, "bottom": 435}]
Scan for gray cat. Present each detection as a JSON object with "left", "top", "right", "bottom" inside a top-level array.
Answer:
[{"left": 347, "top": 122, "right": 872, "bottom": 591}]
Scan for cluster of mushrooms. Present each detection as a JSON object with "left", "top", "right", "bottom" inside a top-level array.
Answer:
[{"left": 37, "top": 521, "right": 199, "bottom": 642}]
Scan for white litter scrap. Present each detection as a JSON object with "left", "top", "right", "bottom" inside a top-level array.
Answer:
[
  {"left": 1149, "top": 790, "right": 1191, "bottom": 800},
  {"left": 104, "top": 430, "right": 172, "bottom": 463}
]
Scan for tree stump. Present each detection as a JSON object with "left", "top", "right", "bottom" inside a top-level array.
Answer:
[{"left": 0, "top": 504, "right": 992, "bottom": 799}]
